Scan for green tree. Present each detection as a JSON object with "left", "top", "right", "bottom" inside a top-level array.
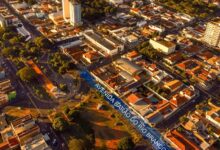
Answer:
[
  {"left": 179, "top": 116, "right": 189, "bottom": 123},
  {"left": 2, "top": 32, "right": 14, "bottom": 41},
  {"left": 9, "top": 37, "right": 19, "bottom": 45},
  {"left": 34, "top": 36, "right": 48, "bottom": 48},
  {"left": 52, "top": 117, "right": 68, "bottom": 132},
  {"left": 1, "top": 48, "right": 13, "bottom": 57},
  {"left": 0, "top": 27, "right": 5, "bottom": 35},
  {"left": 17, "top": 66, "right": 37, "bottom": 82},
  {"left": 177, "top": 126, "right": 184, "bottom": 132},
  {"left": 117, "top": 137, "right": 135, "bottom": 150},
  {"left": 59, "top": 83, "right": 68, "bottom": 92},
  {"left": 68, "top": 110, "right": 80, "bottom": 121},
  {"left": 68, "top": 139, "right": 88, "bottom": 150},
  {"left": 63, "top": 105, "right": 70, "bottom": 115}
]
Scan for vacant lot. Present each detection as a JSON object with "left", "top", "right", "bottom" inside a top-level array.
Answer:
[{"left": 79, "top": 91, "right": 142, "bottom": 149}]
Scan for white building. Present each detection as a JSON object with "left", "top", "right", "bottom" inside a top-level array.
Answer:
[
  {"left": 149, "top": 39, "right": 176, "bottom": 55},
  {"left": 203, "top": 18, "right": 220, "bottom": 48},
  {"left": 108, "top": 0, "right": 124, "bottom": 5},
  {"left": 108, "top": 27, "right": 138, "bottom": 44},
  {"left": 206, "top": 109, "right": 220, "bottom": 129},
  {"left": 83, "top": 30, "right": 124, "bottom": 56},
  {"left": 62, "top": 0, "right": 70, "bottom": 21},
  {"left": 0, "top": 15, "right": 6, "bottom": 27},
  {"left": 69, "top": 0, "right": 82, "bottom": 26}
]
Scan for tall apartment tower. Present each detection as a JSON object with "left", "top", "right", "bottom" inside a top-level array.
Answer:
[
  {"left": 203, "top": 18, "right": 220, "bottom": 48},
  {"left": 69, "top": 0, "right": 82, "bottom": 27},
  {"left": 62, "top": 0, "right": 70, "bottom": 21}
]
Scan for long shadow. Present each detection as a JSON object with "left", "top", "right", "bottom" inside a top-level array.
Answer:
[
  {"left": 91, "top": 123, "right": 129, "bottom": 140},
  {"left": 8, "top": 96, "right": 58, "bottom": 110},
  {"left": 81, "top": 109, "right": 110, "bottom": 123}
]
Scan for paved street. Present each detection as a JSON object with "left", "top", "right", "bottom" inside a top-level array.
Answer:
[{"left": 2, "top": 0, "right": 42, "bottom": 38}]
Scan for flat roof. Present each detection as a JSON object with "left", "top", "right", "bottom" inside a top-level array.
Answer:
[
  {"left": 114, "top": 58, "right": 143, "bottom": 76},
  {"left": 85, "top": 31, "right": 115, "bottom": 50}
]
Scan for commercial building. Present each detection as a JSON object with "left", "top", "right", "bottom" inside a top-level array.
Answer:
[
  {"left": 113, "top": 58, "right": 143, "bottom": 76},
  {"left": 62, "top": 0, "right": 70, "bottom": 21},
  {"left": 69, "top": 0, "right": 82, "bottom": 26},
  {"left": 83, "top": 30, "right": 124, "bottom": 56},
  {"left": 149, "top": 39, "right": 176, "bottom": 55},
  {"left": 203, "top": 18, "right": 220, "bottom": 47}
]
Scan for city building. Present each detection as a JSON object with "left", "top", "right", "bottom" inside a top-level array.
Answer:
[
  {"left": 203, "top": 18, "right": 220, "bottom": 47},
  {"left": 20, "top": 134, "right": 51, "bottom": 150},
  {"left": 149, "top": 39, "right": 176, "bottom": 55},
  {"left": 206, "top": 108, "right": 220, "bottom": 129},
  {"left": 0, "top": 67, "right": 5, "bottom": 79},
  {"left": 82, "top": 51, "right": 102, "bottom": 64},
  {"left": 113, "top": 58, "right": 143, "bottom": 77},
  {"left": 107, "top": 0, "right": 124, "bottom": 6},
  {"left": 11, "top": 115, "right": 40, "bottom": 144},
  {"left": 0, "top": 14, "right": 6, "bottom": 27},
  {"left": 0, "top": 6, "right": 18, "bottom": 27},
  {"left": 62, "top": 0, "right": 70, "bottom": 21},
  {"left": 69, "top": 0, "right": 82, "bottom": 26},
  {"left": 0, "top": 115, "right": 51, "bottom": 150},
  {"left": 165, "top": 128, "right": 200, "bottom": 150},
  {"left": 0, "top": 79, "right": 16, "bottom": 107},
  {"left": 83, "top": 30, "right": 124, "bottom": 56}
]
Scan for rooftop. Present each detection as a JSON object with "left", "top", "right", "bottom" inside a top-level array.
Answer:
[
  {"left": 84, "top": 31, "right": 115, "bottom": 50},
  {"left": 166, "top": 129, "right": 200, "bottom": 150},
  {"left": 114, "top": 58, "right": 143, "bottom": 76}
]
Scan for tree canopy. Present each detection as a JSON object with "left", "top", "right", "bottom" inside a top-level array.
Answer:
[
  {"left": 158, "top": 0, "right": 218, "bottom": 18},
  {"left": 117, "top": 137, "right": 135, "bottom": 150},
  {"left": 16, "top": 66, "right": 37, "bottom": 82},
  {"left": 67, "top": 109, "right": 81, "bottom": 121},
  {"left": 68, "top": 138, "right": 89, "bottom": 150},
  {"left": 52, "top": 117, "right": 69, "bottom": 132},
  {"left": 34, "top": 36, "right": 50, "bottom": 48}
]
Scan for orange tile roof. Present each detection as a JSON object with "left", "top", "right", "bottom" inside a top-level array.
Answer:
[
  {"left": 165, "top": 52, "right": 183, "bottom": 63},
  {"left": 170, "top": 94, "right": 188, "bottom": 107},
  {"left": 83, "top": 51, "right": 100, "bottom": 60},
  {"left": 7, "top": 136, "right": 19, "bottom": 147},
  {"left": 126, "top": 93, "right": 142, "bottom": 104},
  {"left": 164, "top": 80, "right": 183, "bottom": 91},
  {"left": 130, "top": 8, "right": 140, "bottom": 13},
  {"left": 0, "top": 141, "right": 9, "bottom": 150},
  {"left": 184, "top": 45, "right": 200, "bottom": 54},
  {"left": 126, "top": 50, "right": 140, "bottom": 59},
  {"left": 166, "top": 129, "right": 200, "bottom": 150},
  {"left": 198, "top": 73, "right": 209, "bottom": 81},
  {"left": 158, "top": 103, "right": 173, "bottom": 115},
  {"left": 198, "top": 51, "right": 213, "bottom": 60},
  {"left": 182, "top": 88, "right": 194, "bottom": 97}
]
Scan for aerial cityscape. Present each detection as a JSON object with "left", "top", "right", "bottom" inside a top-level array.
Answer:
[{"left": 0, "top": 0, "right": 219, "bottom": 150}]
